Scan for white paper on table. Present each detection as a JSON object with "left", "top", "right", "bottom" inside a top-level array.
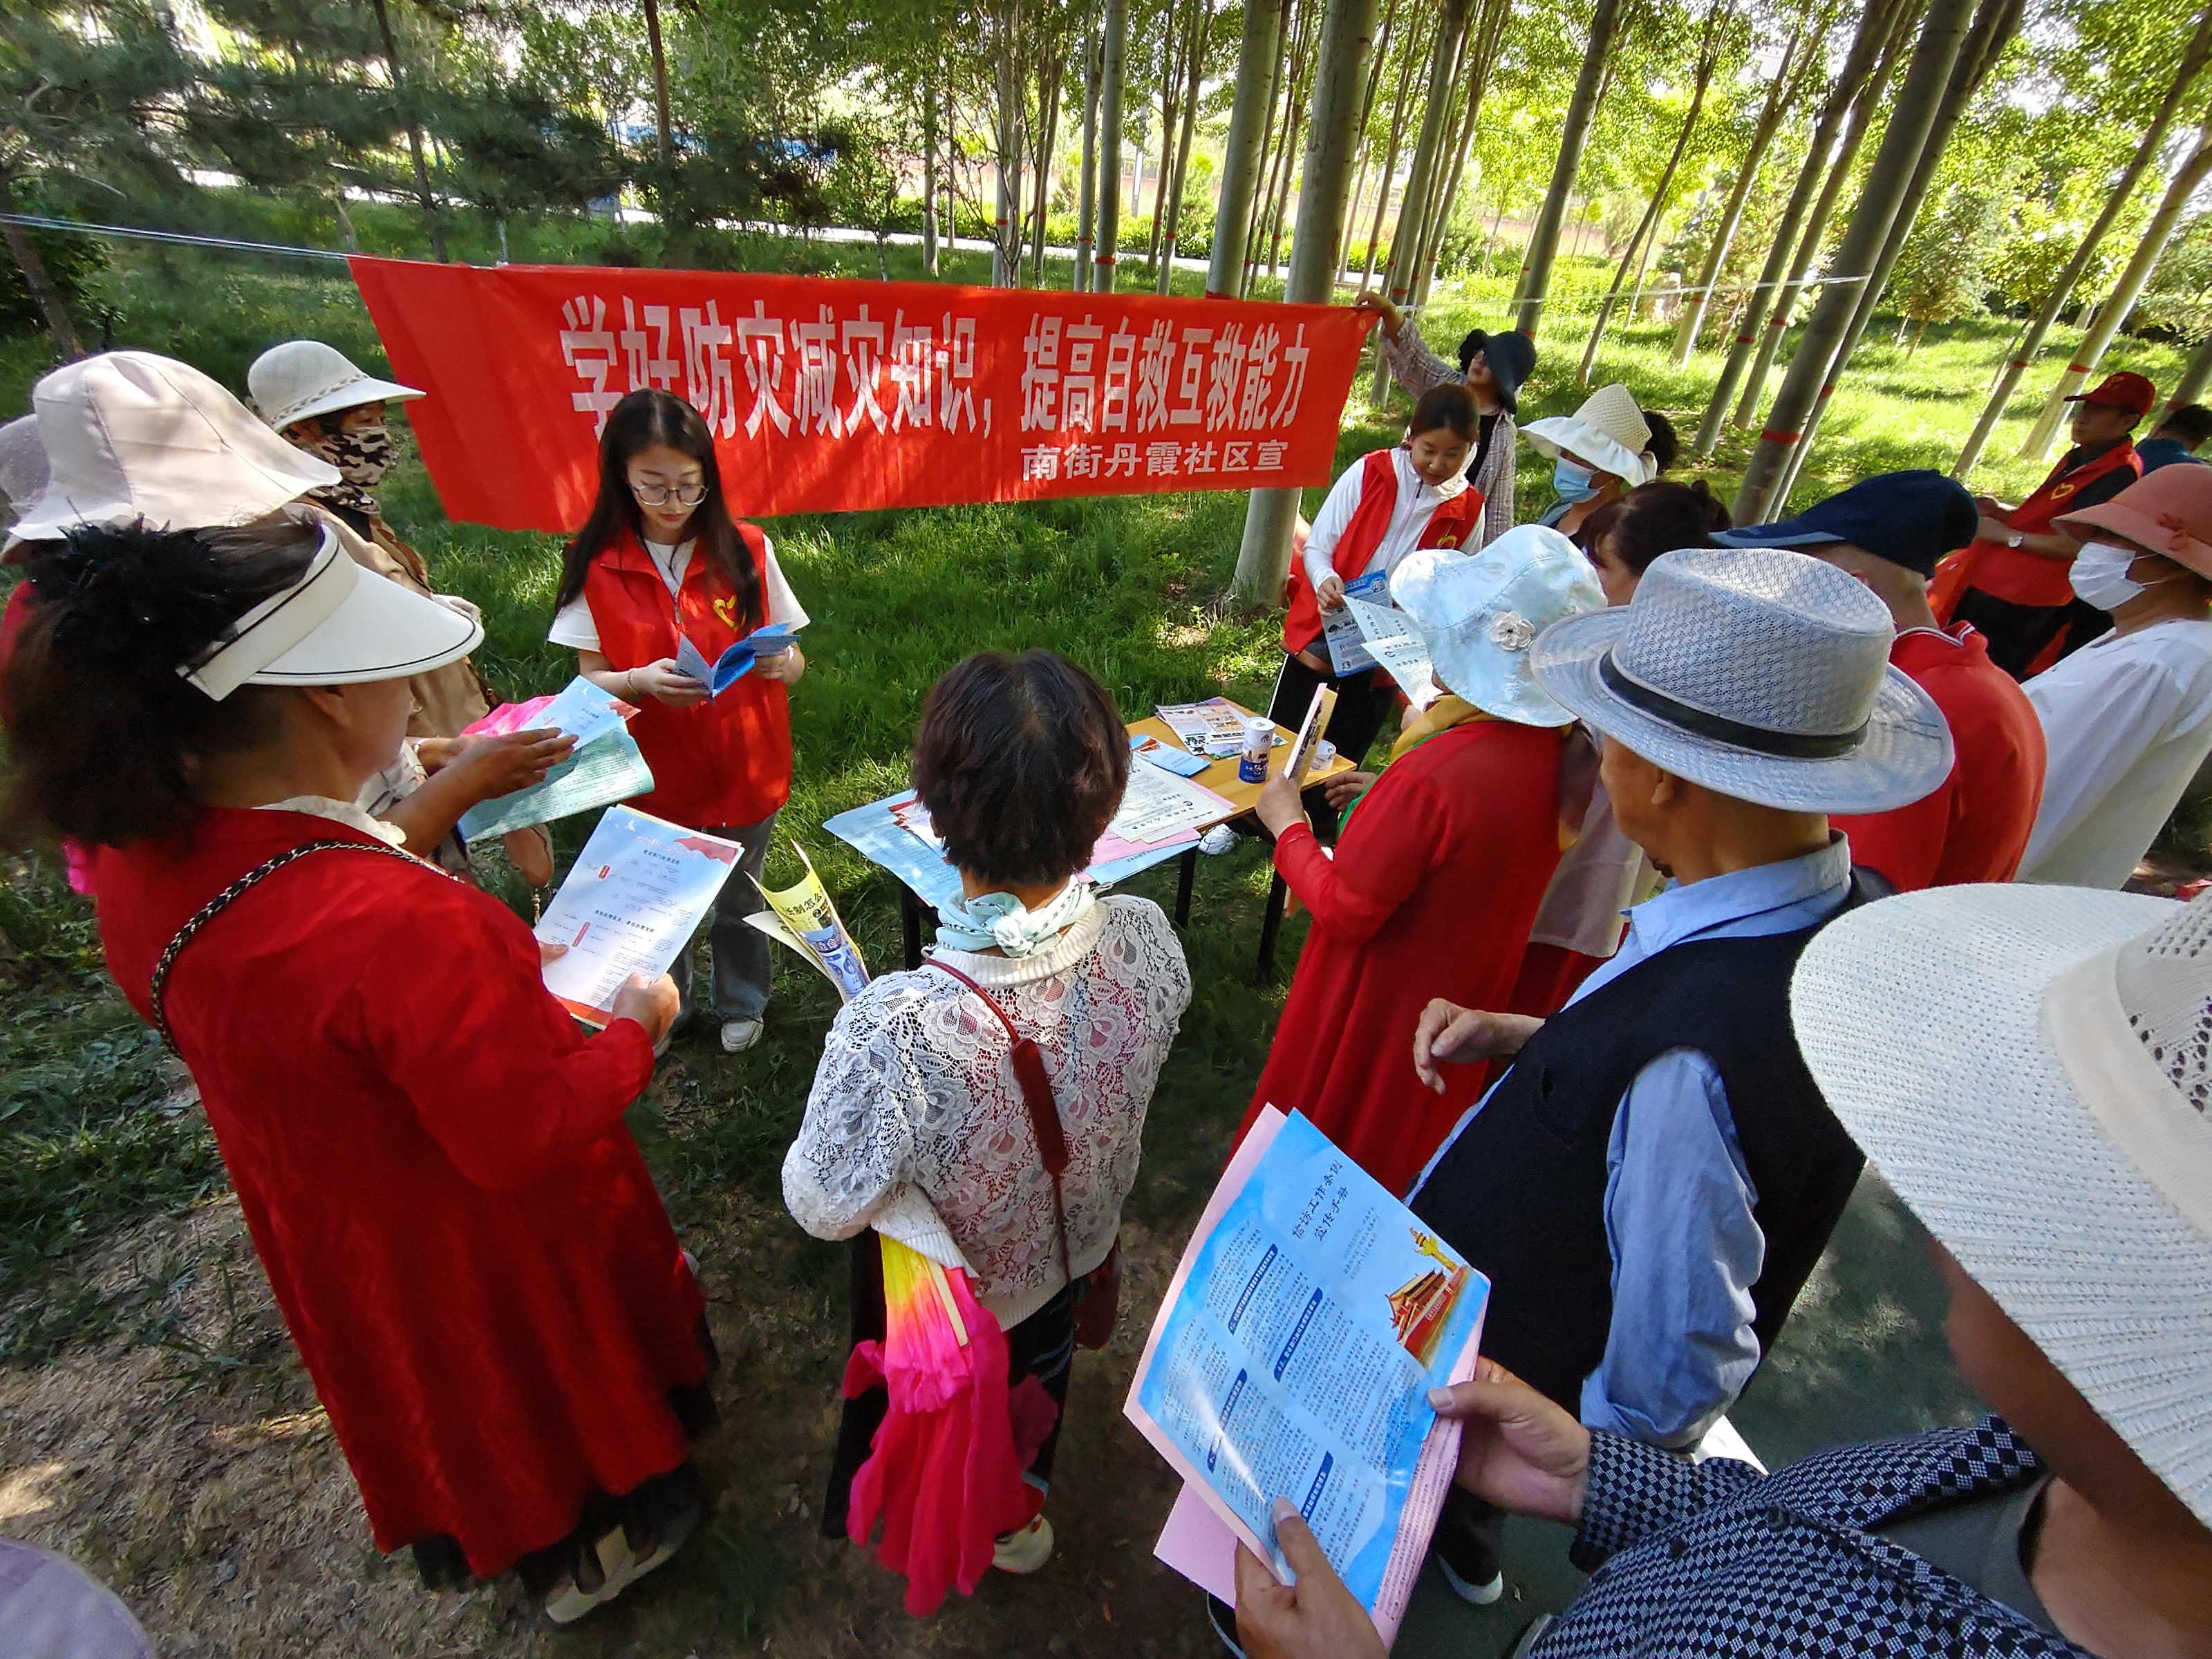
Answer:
[
  {"left": 535, "top": 806, "right": 742, "bottom": 1024},
  {"left": 1110, "top": 759, "right": 1236, "bottom": 844},
  {"left": 1345, "top": 595, "right": 1442, "bottom": 710},
  {"left": 1156, "top": 698, "right": 1252, "bottom": 757}
]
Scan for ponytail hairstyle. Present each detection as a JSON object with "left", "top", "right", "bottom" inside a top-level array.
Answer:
[
  {"left": 553, "top": 388, "right": 764, "bottom": 628},
  {"left": 1407, "top": 382, "right": 1480, "bottom": 444},
  {"left": 1584, "top": 480, "right": 1730, "bottom": 576},
  {"left": 1, "top": 517, "right": 319, "bottom": 847},
  {"left": 1640, "top": 409, "right": 1681, "bottom": 476}
]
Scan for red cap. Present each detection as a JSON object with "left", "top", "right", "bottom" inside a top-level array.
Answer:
[{"left": 2065, "top": 371, "right": 2157, "bottom": 415}]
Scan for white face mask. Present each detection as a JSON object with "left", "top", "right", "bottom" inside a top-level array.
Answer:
[{"left": 2070, "top": 541, "right": 2168, "bottom": 610}]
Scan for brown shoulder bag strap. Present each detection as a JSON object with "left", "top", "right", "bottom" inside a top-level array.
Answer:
[
  {"left": 923, "top": 956, "right": 1076, "bottom": 1288},
  {"left": 147, "top": 838, "right": 424, "bottom": 1053}
]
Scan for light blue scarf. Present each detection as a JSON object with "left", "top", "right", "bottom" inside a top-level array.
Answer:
[{"left": 935, "top": 878, "right": 1097, "bottom": 958}]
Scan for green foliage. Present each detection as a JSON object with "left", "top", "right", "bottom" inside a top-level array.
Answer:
[{"left": 1891, "top": 177, "right": 2014, "bottom": 332}]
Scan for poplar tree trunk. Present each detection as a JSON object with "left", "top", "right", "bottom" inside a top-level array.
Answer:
[
  {"left": 1767, "top": 0, "right": 2023, "bottom": 508},
  {"left": 1149, "top": 22, "right": 1180, "bottom": 276},
  {"left": 991, "top": 10, "right": 1018, "bottom": 286},
  {"left": 1263, "top": 20, "right": 1315, "bottom": 280},
  {"left": 1513, "top": 0, "right": 1632, "bottom": 339},
  {"left": 1693, "top": 0, "right": 1908, "bottom": 452},
  {"left": 1672, "top": 15, "right": 1810, "bottom": 363},
  {"left": 2168, "top": 328, "right": 2212, "bottom": 412},
  {"left": 923, "top": 66, "right": 943, "bottom": 277},
  {"left": 2015, "top": 104, "right": 2212, "bottom": 462},
  {"left": 371, "top": 0, "right": 447, "bottom": 262},
  {"left": 1727, "top": 0, "right": 1915, "bottom": 431},
  {"left": 1096, "top": 0, "right": 1128, "bottom": 292},
  {"left": 1365, "top": 0, "right": 1468, "bottom": 399},
  {"left": 1951, "top": 7, "right": 2212, "bottom": 474},
  {"left": 1032, "top": 43, "right": 1064, "bottom": 285},
  {"left": 0, "top": 206, "right": 83, "bottom": 357},
  {"left": 1413, "top": 0, "right": 1509, "bottom": 303},
  {"left": 1236, "top": 0, "right": 1378, "bottom": 605},
  {"left": 1578, "top": 6, "right": 1724, "bottom": 386},
  {"left": 1356, "top": 22, "right": 1420, "bottom": 295},
  {"left": 1159, "top": 0, "right": 1212, "bottom": 292},
  {"left": 1243, "top": 0, "right": 1294, "bottom": 277},
  {"left": 1734, "top": 0, "right": 1978, "bottom": 525},
  {"left": 1208, "top": 0, "right": 1284, "bottom": 296},
  {"left": 1075, "top": 31, "right": 1100, "bottom": 289}
]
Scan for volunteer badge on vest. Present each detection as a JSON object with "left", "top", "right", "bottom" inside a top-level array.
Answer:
[
  {"left": 1435, "top": 535, "right": 1461, "bottom": 549},
  {"left": 713, "top": 594, "right": 738, "bottom": 628}
]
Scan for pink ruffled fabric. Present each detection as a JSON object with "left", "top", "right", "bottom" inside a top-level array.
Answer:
[{"left": 841, "top": 1265, "right": 1060, "bottom": 1615}]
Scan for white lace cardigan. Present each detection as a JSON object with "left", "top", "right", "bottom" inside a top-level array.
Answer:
[{"left": 782, "top": 895, "right": 1192, "bottom": 1329}]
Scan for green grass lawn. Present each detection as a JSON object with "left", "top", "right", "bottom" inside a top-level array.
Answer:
[{"left": 0, "top": 207, "right": 2164, "bottom": 1649}]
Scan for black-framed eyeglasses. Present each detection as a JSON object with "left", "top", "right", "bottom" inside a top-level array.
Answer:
[{"left": 629, "top": 479, "right": 708, "bottom": 507}]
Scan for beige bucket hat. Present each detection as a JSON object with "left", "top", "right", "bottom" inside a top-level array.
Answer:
[
  {"left": 248, "top": 339, "right": 422, "bottom": 433},
  {"left": 1521, "top": 383, "right": 1658, "bottom": 486}
]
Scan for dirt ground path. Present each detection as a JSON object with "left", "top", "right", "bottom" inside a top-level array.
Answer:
[{"left": 0, "top": 1188, "right": 1229, "bottom": 1658}]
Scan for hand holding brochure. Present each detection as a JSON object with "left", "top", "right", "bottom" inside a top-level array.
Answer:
[
  {"left": 1127, "top": 1107, "right": 1488, "bottom": 1646},
  {"left": 456, "top": 676, "right": 652, "bottom": 842},
  {"left": 1321, "top": 570, "right": 1392, "bottom": 675},
  {"left": 743, "top": 842, "right": 872, "bottom": 1001},
  {"left": 1281, "top": 684, "right": 1338, "bottom": 788},
  {"left": 675, "top": 623, "right": 797, "bottom": 697},
  {"left": 536, "top": 807, "right": 742, "bottom": 1024}
]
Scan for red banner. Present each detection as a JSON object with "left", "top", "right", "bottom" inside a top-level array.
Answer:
[{"left": 347, "top": 257, "right": 1377, "bottom": 533}]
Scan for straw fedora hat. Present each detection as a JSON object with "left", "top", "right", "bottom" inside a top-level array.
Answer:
[
  {"left": 2054, "top": 461, "right": 2212, "bottom": 579},
  {"left": 1528, "top": 545, "right": 1953, "bottom": 812},
  {"left": 1391, "top": 525, "right": 1604, "bottom": 726},
  {"left": 249, "top": 339, "right": 423, "bottom": 433},
  {"left": 1792, "top": 883, "right": 2212, "bottom": 1526},
  {"left": 1521, "top": 383, "right": 1657, "bottom": 486},
  {"left": 9, "top": 353, "right": 338, "bottom": 548}
]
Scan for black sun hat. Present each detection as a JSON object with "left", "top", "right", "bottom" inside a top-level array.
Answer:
[{"left": 1457, "top": 328, "right": 1536, "bottom": 413}]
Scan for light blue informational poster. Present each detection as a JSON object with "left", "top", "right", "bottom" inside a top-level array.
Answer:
[{"left": 1127, "top": 1108, "right": 1488, "bottom": 1643}]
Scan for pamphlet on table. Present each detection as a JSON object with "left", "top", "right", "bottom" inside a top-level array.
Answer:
[
  {"left": 1131, "top": 733, "right": 1212, "bottom": 778},
  {"left": 1156, "top": 697, "right": 1259, "bottom": 758},
  {"left": 675, "top": 622, "right": 798, "bottom": 697},
  {"left": 1344, "top": 596, "right": 1443, "bottom": 711},
  {"left": 535, "top": 807, "right": 742, "bottom": 1024},
  {"left": 457, "top": 677, "right": 654, "bottom": 841},
  {"left": 1107, "top": 761, "right": 1232, "bottom": 847},
  {"left": 1322, "top": 571, "right": 1393, "bottom": 675},
  {"left": 1127, "top": 1107, "right": 1488, "bottom": 1647},
  {"left": 744, "top": 843, "right": 872, "bottom": 1001}
]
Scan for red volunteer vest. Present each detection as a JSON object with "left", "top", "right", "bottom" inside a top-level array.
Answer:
[
  {"left": 1931, "top": 440, "right": 2141, "bottom": 613},
  {"left": 581, "top": 525, "right": 792, "bottom": 829},
  {"left": 1282, "top": 449, "right": 1484, "bottom": 654}
]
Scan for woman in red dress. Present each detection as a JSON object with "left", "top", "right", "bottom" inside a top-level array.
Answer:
[
  {"left": 1, "top": 514, "right": 708, "bottom": 1623},
  {"left": 1241, "top": 525, "right": 1607, "bottom": 1196}
]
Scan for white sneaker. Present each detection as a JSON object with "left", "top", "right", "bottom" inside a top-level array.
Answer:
[
  {"left": 1436, "top": 1554, "right": 1506, "bottom": 1605},
  {"left": 991, "top": 1513, "right": 1053, "bottom": 1574},
  {"left": 719, "top": 1018, "right": 764, "bottom": 1054}
]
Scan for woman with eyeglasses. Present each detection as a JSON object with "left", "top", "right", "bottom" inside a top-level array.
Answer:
[{"left": 550, "top": 388, "right": 812, "bottom": 1054}]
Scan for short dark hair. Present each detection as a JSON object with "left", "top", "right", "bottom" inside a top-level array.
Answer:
[
  {"left": 1408, "top": 383, "right": 1479, "bottom": 442},
  {"left": 1582, "top": 480, "right": 1728, "bottom": 574},
  {"left": 2158, "top": 402, "right": 2212, "bottom": 447},
  {"left": 3, "top": 518, "right": 316, "bottom": 847},
  {"left": 912, "top": 650, "right": 1131, "bottom": 888},
  {"left": 1641, "top": 409, "right": 1680, "bottom": 476}
]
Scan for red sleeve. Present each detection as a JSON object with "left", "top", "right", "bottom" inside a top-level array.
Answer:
[
  {"left": 1274, "top": 771, "right": 1447, "bottom": 948},
  {"left": 349, "top": 884, "right": 657, "bottom": 1191},
  {"left": 1834, "top": 776, "right": 1952, "bottom": 894}
]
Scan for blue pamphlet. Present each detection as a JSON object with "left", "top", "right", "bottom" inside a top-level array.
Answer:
[
  {"left": 1127, "top": 1107, "right": 1488, "bottom": 1642},
  {"left": 675, "top": 623, "right": 797, "bottom": 697},
  {"left": 457, "top": 729, "right": 655, "bottom": 843}
]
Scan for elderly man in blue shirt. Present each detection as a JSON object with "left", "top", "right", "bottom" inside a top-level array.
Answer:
[{"left": 1400, "top": 546, "right": 1954, "bottom": 1604}]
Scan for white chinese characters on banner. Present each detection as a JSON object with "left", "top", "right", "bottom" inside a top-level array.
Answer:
[{"left": 561, "top": 293, "right": 993, "bottom": 442}]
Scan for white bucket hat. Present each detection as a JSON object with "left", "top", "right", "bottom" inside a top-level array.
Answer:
[
  {"left": 9, "top": 353, "right": 338, "bottom": 548},
  {"left": 182, "top": 517, "right": 480, "bottom": 700},
  {"left": 1521, "top": 383, "right": 1657, "bottom": 487},
  {"left": 249, "top": 339, "right": 422, "bottom": 433},
  {"left": 1792, "top": 883, "right": 2212, "bottom": 1526},
  {"left": 1529, "top": 545, "right": 1953, "bottom": 812},
  {"left": 1391, "top": 525, "right": 1604, "bottom": 727}
]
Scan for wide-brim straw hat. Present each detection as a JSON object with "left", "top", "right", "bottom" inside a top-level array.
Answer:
[
  {"left": 1792, "top": 882, "right": 2212, "bottom": 1527},
  {"left": 1392, "top": 525, "right": 1604, "bottom": 726},
  {"left": 9, "top": 353, "right": 338, "bottom": 548},
  {"left": 249, "top": 339, "right": 422, "bottom": 432},
  {"left": 1529, "top": 545, "right": 1953, "bottom": 812},
  {"left": 1521, "top": 382, "right": 1656, "bottom": 486},
  {"left": 2054, "top": 461, "right": 2212, "bottom": 579}
]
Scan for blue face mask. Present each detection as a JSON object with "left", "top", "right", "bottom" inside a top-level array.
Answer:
[{"left": 1552, "top": 458, "right": 1600, "bottom": 503}]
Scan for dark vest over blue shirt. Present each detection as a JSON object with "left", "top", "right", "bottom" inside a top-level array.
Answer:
[{"left": 1410, "top": 874, "right": 1876, "bottom": 1412}]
